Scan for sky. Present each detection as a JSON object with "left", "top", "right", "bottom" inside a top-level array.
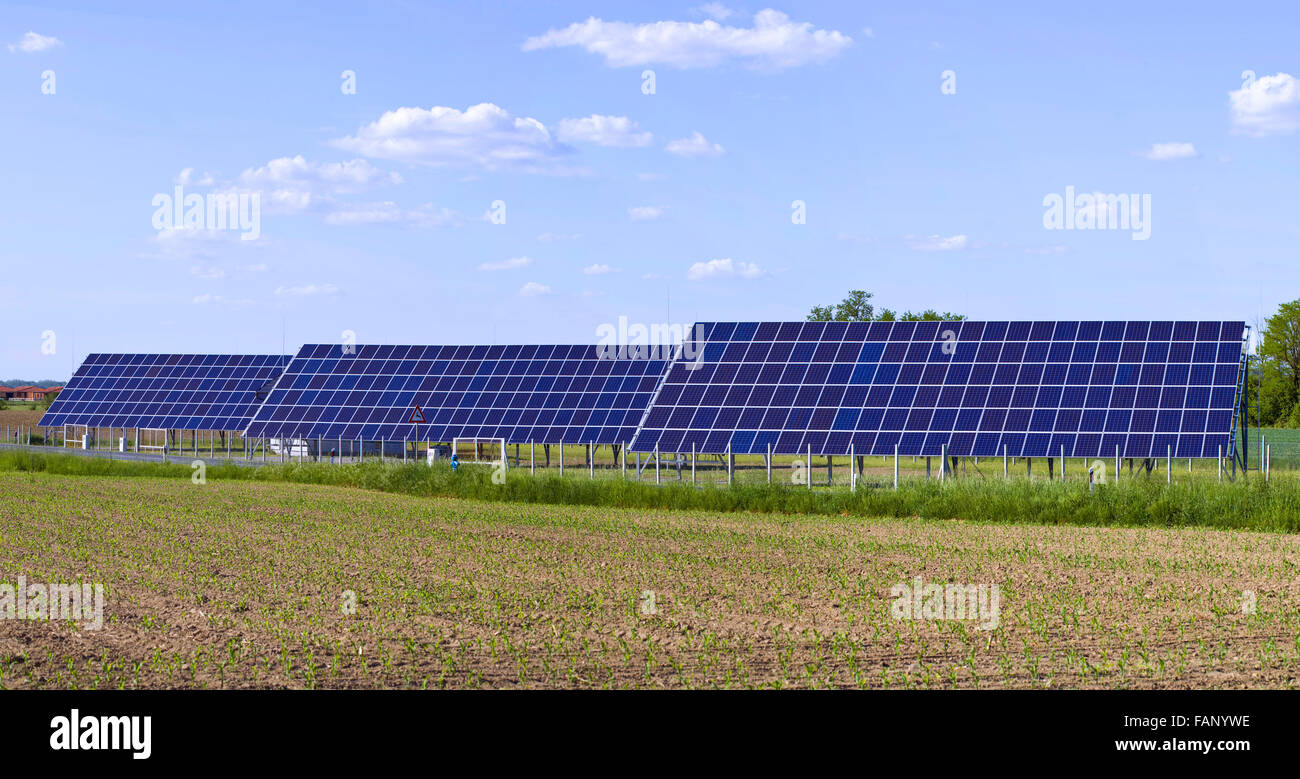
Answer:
[{"left": 2, "top": 1, "right": 1298, "bottom": 380}]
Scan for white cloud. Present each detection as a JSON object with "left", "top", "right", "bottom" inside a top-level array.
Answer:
[
  {"left": 1024, "top": 245, "right": 1067, "bottom": 256},
  {"left": 696, "top": 3, "right": 735, "bottom": 20},
  {"left": 191, "top": 293, "right": 252, "bottom": 306},
  {"left": 666, "top": 131, "right": 725, "bottom": 157},
  {"left": 537, "top": 232, "right": 581, "bottom": 242},
  {"left": 555, "top": 114, "right": 653, "bottom": 147},
  {"left": 686, "top": 258, "right": 765, "bottom": 280},
  {"left": 170, "top": 155, "right": 452, "bottom": 230},
  {"left": 175, "top": 168, "right": 215, "bottom": 187},
  {"left": 637, "top": 172, "right": 666, "bottom": 181},
  {"left": 518, "top": 281, "right": 552, "bottom": 296},
  {"left": 836, "top": 232, "right": 875, "bottom": 244},
  {"left": 907, "top": 234, "right": 968, "bottom": 251},
  {"left": 628, "top": 205, "right": 665, "bottom": 221},
  {"left": 1143, "top": 142, "right": 1197, "bottom": 160},
  {"left": 275, "top": 283, "right": 340, "bottom": 297},
  {"left": 8, "top": 32, "right": 61, "bottom": 54},
  {"left": 232, "top": 155, "right": 402, "bottom": 215},
  {"left": 239, "top": 155, "right": 401, "bottom": 194},
  {"left": 146, "top": 227, "right": 262, "bottom": 261},
  {"left": 325, "top": 201, "right": 461, "bottom": 227},
  {"left": 583, "top": 263, "right": 618, "bottom": 274},
  {"left": 862, "top": 27, "right": 875, "bottom": 38},
  {"left": 478, "top": 256, "right": 533, "bottom": 271},
  {"left": 331, "top": 103, "right": 570, "bottom": 172},
  {"left": 523, "top": 9, "right": 852, "bottom": 70},
  {"left": 190, "top": 265, "right": 226, "bottom": 280},
  {"left": 1230, "top": 72, "right": 1300, "bottom": 137},
  {"left": 244, "top": 263, "right": 269, "bottom": 272}
]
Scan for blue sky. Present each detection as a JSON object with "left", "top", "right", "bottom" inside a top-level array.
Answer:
[{"left": 3, "top": 1, "right": 1298, "bottom": 379}]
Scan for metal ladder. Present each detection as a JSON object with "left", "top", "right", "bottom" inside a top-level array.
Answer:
[{"left": 1228, "top": 327, "right": 1250, "bottom": 471}]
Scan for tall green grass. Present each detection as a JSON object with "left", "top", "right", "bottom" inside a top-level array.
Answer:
[{"left": 2, "top": 448, "right": 1296, "bottom": 532}]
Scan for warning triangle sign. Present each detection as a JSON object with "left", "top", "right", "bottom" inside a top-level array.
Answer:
[{"left": 409, "top": 405, "right": 427, "bottom": 424}]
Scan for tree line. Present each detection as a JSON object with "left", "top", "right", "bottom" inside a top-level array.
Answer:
[{"left": 806, "top": 290, "right": 965, "bottom": 322}]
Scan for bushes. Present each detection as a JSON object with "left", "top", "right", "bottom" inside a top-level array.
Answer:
[{"left": 1, "top": 449, "right": 1296, "bottom": 533}]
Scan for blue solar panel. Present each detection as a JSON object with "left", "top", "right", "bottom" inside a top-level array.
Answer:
[
  {"left": 242, "top": 344, "right": 666, "bottom": 444},
  {"left": 629, "top": 321, "right": 1247, "bottom": 458},
  {"left": 38, "top": 353, "right": 291, "bottom": 431}
]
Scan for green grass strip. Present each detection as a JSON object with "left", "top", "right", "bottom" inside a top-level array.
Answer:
[{"left": 1, "top": 449, "right": 1296, "bottom": 533}]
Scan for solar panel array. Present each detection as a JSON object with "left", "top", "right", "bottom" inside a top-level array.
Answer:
[
  {"left": 629, "top": 321, "right": 1246, "bottom": 459},
  {"left": 242, "top": 344, "right": 667, "bottom": 444},
  {"left": 37, "top": 353, "right": 290, "bottom": 432}
]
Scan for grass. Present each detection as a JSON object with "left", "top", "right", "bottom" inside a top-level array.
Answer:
[{"left": 3, "top": 447, "right": 1298, "bottom": 533}]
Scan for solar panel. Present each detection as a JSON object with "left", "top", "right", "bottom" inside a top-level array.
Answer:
[
  {"left": 38, "top": 353, "right": 291, "bottom": 432},
  {"left": 242, "top": 344, "right": 667, "bottom": 445},
  {"left": 628, "top": 321, "right": 1247, "bottom": 459}
]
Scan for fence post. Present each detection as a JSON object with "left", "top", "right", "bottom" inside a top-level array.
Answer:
[
  {"left": 619, "top": 442, "right": 624, "bottom": 479},
  {"left": 807, "top": 444, "right": 812, "bottom": 491},
  {"left": 727, "top": 442, "right": 733, "bottom": 486},
  {"left": 940, "top": 444, "right": 946, "bottom": 483},
  {"left": 654, "top": 444, "right": 660, "bottom": 485},
  {"left": 850, "top": 443, "right": 856, "bottom": 493},
  {"left": 765, "top": 443, "right": 771, "bottom": 484},
  {"left": 692, "top": 442, "right": 697, "bottom": 486},
  {"left": 1218, "top": 445, "right": 1223, "bottom": 483},
  {"left": 1004, "top": 444, "right": 1008, "bottom": 479},
  {"left": 532, "top": 441, "right": 536, "bottom": 475},
  {"left": 1167, "top": 445, "right": 1172, "bottom": 484},
  {"left": 589, "top": 442, "right": 594, "bottom": 479},
  {"left": 893, "top": 443, "right": 899, "bottom": 490}
]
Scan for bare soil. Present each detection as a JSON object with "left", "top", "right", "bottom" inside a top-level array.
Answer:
[{"left": 1, "top": 472, "right": 1297, "bottom": 689}]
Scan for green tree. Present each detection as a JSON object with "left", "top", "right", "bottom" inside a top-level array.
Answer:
[
  {"left": 1244, "top": 301, "right": 1300, "bottom": 427},
  {"left": 807, "top": 290, "right": 876, "bottom": 322},
  {"left": 879, "top": 308, "right": 966, "bottom": 322},
  {"left": 1259, "top": 300, "right": 1300, "bottom": 400},
  {"left": 1254, "top": 364, "right": 1294, "bottom": 427},
  {"left": 807, "top": 291, "right": 963, "bottom": 322}
]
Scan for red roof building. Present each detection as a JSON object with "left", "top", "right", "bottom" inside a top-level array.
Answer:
[{"left": 1, "top": 385, "right": 61, "bottom": 400}]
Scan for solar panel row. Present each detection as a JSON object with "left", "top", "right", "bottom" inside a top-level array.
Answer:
[
  {"left": 38, "top": 354, "right": 290, "bottom": 432},
  {"left": 36, "top": 321, "right": 1247, "bottom": 461},
  {"left": 241, "top": 344, "right": 667, "bottom": 445},
  {"left": 628, "top": 320, "right": 1246, "bottom": 459}
]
